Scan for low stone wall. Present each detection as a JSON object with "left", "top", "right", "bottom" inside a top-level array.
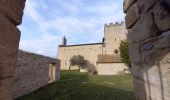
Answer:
[
  {"left": 13, "top": 50, "right": 60, "bottom": 98},
  {"left": 124, "top": 0, "right": 170, "bottom": 99},
  {"left": 96, "top": 63, "right": 129, "bottom": 75}
]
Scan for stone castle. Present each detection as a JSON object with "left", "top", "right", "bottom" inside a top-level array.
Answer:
[{"left": 58, "top": 22, "right": 127, "bottom": 72}]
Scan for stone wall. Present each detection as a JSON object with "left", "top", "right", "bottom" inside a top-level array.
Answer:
[
  {"left": 0, "top": 0, "right": 26, "bottom": 100},
  {"left": 13, "top": 50, "right": 60, "bottom": 98},
  {"left": 58, "top": 44, "right": 103, "bottom": 70},
  {"left": 96, "top": 63, "right": 129, "bottom": 75},
  {"left": 124, "top": 0, "right": 170, "bottom": 100}
]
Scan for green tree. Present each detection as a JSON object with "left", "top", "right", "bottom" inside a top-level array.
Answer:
[
  {"left": 119, "top": 40, "right": 131, "bottom": 66},
  {"left": 70, "top": 55, "right": 87, "bottom": 70}
]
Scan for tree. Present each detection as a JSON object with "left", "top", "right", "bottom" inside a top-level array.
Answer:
[
  {"left": 119, "top": 40, "right": 131, "bottom": 66},
  {"left": 70, "top": 55, "right": 87, "bottom": 70}
]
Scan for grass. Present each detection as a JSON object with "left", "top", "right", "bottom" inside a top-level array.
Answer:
[{"left": 16, "top": 71, "right": 135, "bottom": 100}]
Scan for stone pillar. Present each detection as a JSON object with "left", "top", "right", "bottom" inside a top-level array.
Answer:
[
  {"left": 0, "top": 0, "right": 26, "bottom": 100},
  {"left": 124, "top": 0, "right": 170, "bottom": 100}
]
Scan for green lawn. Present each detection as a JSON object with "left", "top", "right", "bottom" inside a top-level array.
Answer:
[{"left": 16, "top": 71, "right": 135, "bottom": 100}]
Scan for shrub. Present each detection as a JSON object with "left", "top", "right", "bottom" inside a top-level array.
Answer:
[{"left": 119, "top": 40, "right": 131, "bottom": 66}]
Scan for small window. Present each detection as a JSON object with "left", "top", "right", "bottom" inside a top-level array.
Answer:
[
  {"left": 114, "top": 49, "right": 118, "bottom": 54},
  {"left": 115, "top": 38, "right": 116, "bottom": 41}
]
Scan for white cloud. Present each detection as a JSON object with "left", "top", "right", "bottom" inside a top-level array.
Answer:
[{"left": 19, "top": 0, "right": 125, "bottom": 57}]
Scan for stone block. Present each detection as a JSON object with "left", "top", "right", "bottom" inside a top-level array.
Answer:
[
  {"left": 133, "top": 79, "right": 147, "bottom": 100},
  {"left": 0, "top": 77, "right": 13, "bottom": 100},
  {"left": 142, "top": 48, "right": 170, "bottom": 66},
  {"left": 0, "top": 63, "right": 15, "bottom": 79},
  {"left": 125, "top": 2, "right": 140, "bottom": 29},
  {"left": 155, "top": 36, "right": 170, "bottom": 49},
  {"left": 0, "top": 0, "right": 26, "bottom": 25},
  {"left": 160, "top": 31, "right": 170, "bottom": 37},
  {"left": 127, "top": 13, "right": 158, "bottom": 44},
  {"left": 123, "top": 0, "right": 137, "bottom": 13},
  {"left": 129, "top": 43, "right": 141, "bottom": 63},
  {"left": 0, "top": 15, "right": 20, "bottom": 64},
  {"left": 153, "top": 1, "right": 170, "bottom": 32},
  {"left": 130, "top": 63, "right": 143, "bottom": 80},
  {"left": 138, "top": 0, "right": 159, "bottom": 14},
  {"left": 142, "top": 63, "right": 170, "bottom": 100}
]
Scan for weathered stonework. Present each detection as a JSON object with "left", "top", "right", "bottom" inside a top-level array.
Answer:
[
  {"left": 124, "top": 0, "right": 170, "bottom": 99},
  {"left": 0, "top": 0, "right": 26, "bottom": 100},
  {"left": 13, "top": 50, "right": 60, "bottom": 98},
  {"left": 127, "top": 12, "right": 159, "bottom": 44},
  {"left": 125, "top": 2, "right": 139, "bottom": 29},
  {"left": 123, "top": 0, "right": 137, "bottom": 13},
  {"left": 153, "top": 1, "right": 170, "bottom": 32}
]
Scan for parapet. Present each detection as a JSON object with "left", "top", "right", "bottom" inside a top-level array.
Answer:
[{"left": 105, "top": 21, "right": 125, "bottom": 27}]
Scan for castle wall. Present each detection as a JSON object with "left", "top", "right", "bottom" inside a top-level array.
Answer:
[
  {"left": 124, "top": 0, "right": 170, "bottom": 99},
  {"left": 104, "top": 23, "right": 127, "bottom": 55},
  {"left": 96, "top": 63, "right": 128, "bottom": 75},
  {"left": 58, "top": 44, "right": 103, "bottom": 70},
  {"left": 13, "top": 50, "right": 60, "bottom": 98}
]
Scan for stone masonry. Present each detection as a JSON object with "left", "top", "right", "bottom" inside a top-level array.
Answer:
[
  {"left": 124, "top": 0, "right": 170, "bottom": 100},
  {"left": 13, "top": 50, "right": 60, "bottom": 98},
  {"left": 0, "top": 0, "right": 26, "bottom": 100}
]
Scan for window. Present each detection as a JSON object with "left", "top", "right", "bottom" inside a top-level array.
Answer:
[{"left": 114, "top": 49, "right": 118, "bottom": 54}]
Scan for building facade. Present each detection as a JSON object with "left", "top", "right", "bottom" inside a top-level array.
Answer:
[{"left": 58, "top": 22, "right": 127, "bottom": 71}]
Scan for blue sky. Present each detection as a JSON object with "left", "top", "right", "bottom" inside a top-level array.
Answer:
[{"left": 19, "top": 0, "right": 125, "bottom": 57}]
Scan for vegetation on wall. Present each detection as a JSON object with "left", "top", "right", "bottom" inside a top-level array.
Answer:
[
  {"left": 70, "top": 55, "right": 87, "bottom": 69},
  {"left": 119, "top": 40, "right": 131, "bottom": 66}
]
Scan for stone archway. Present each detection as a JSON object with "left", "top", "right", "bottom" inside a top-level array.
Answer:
[
  {"left": 0, "top": 0, "right": 26, "bottom": 99},
  {"left": 124, "top": 0, "right": 170, "bottom": 100}
]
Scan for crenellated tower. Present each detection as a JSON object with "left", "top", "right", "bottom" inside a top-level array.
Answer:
[{"left": 104, "top": 21, "right": 127, "bottom": 55}]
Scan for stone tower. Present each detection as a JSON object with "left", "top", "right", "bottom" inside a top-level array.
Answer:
[
  {"left": 104, "top": 22, "right": 127, "bottom": 55},
  {"left": 62, "top": 36, "right": 67, "bottom": 46}
]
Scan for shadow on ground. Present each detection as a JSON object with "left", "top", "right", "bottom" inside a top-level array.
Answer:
[{"left": 15, "top": 71, "right": 135, "bottom": 100}]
